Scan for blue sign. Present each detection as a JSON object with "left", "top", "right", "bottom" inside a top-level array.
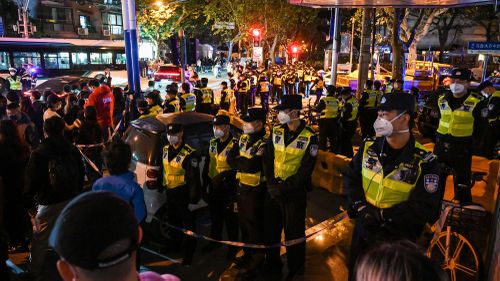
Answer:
[
  {"left": 468, "top": 41, "right": 500, "bottom": 55},
  {"left": 0, "top": 17, "right": 4, "bottom": 37}
]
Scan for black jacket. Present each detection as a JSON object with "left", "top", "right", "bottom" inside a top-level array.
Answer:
[{"left": 24, "top": 135, "right": 84, "bottom": 208}]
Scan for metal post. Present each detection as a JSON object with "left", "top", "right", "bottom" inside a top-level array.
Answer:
[
  {"left": 122, "top": 0, "right": 141, "bottom": 95},
  {"left": 370, "top": 8, "right": 376, "bottom": 80},
  {"left": 349, "top": 17, "right": 355, "bottom": 72},
  {"left": 179, "top": 29, "right": 186, "bottom": 83},
  {"left": 330, "top": 8, "right": 341, "bottom": 86},
  {"left": 482, "top": 55, "right": 489, "bottom": 82}
]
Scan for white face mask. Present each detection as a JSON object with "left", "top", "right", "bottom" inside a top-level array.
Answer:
[
  {"left": 213, "top": 128, "right": 225, "bottom": 139},
  {"left": 243, "top": 123, "right": 254, "bottom": 134},
  {"left": 277, "top": 111, "right": 291, "bottom": 124},
  {"left": 481, "top": 90, "right": 489, "bottom": 98},
  {"left": 449, "top": 83, "right": 465, "bottom": 95},
  {"left": 9, "top": 72, "right": 16, "bottom": 76},
  {"left": 167, "top": 135, "right": 180, "bottom": 145},
  {"left": 373, "top": 111, "right": 409, "bottom": 137}
]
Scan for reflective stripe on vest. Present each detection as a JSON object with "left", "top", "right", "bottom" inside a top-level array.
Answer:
[
  {"left": 208, "top": 138, "right": 236, "bottom": 179},
  {"left": 273, "top": 77, "right": 282, "bottom": 86},
  {"left": 222, "top": 89, "right": 234, "bottom": 103},
  {"left": 436, "top": 94, "right": 480, "bottom": 137},
  {"left": 150, "top": 105, "right": 163, "bottom": 116},
  {"left": 7, "top": 76, "right": 21, "bottom": 90},
  {"left": 162, "top": 144, "right": 195, "bottom": 189},
  {"left": 168, "top": 98, "right": 180, "bottom": 112},
  {"left": 365, "top": 90, "right": 379, "bottom": 108},
  {"left": 320, "top": 96, "right": 339, "bottom": 119},
  {"left": 259, "top": 81, "right": 270, "bottom": 92},
  {"left": 181, "top": 93, "right": 196, "bottom": 112},
  {"left": 342, "top": 97, "right": 359, "bottom": 121},
  {"left": 236, "top": 134, "right": 266, "bottom": 187},
  {"left": 273, "top": 126, "right": 314, "bottom": 181},
  {"left": 361, "top": 140, "right": 428, "bottom": 209},
  {"left": 201, "top": 88, "right": 213, "bottom": 104}
]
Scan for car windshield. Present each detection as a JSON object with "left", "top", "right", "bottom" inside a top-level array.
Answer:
[{"left": 124, "top": 126, "right": 163, "bottom": 166}]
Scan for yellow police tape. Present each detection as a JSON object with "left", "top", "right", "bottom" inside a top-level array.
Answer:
[{"left": 158, "top": 211, "right": 348, "bottom": 249}]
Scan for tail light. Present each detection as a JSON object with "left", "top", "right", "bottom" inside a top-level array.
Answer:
[{"left": 146, "top": 169, "right": 158, "bottom": 179}]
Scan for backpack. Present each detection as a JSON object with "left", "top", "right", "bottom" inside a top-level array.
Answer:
[{"left": 48, "top": 152, "right": 81, "bottom": 198}]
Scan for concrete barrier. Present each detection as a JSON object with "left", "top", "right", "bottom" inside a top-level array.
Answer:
[{"left": 312, "top": 150, "right": 351, "bottom": 194}]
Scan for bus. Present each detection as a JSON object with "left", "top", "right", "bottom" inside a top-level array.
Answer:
[{"left": 0, "top": 37, "right": 126, "bottom": 78}]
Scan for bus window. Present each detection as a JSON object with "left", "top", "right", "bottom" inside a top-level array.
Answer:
[
  {"left": 0, "top": 52, "right": 9, "bottom": 70},
  {"left": 44, "top": 52, "right": 70, "bottom": 69},
  {"left": 116, "top": 53, "right": 126, "bottom": 64},
  {"left": 72, "top": 52, "right": 88, "bottom": 65},
  {"left": 102, "top": 52, "right": 112, "bottom": 64},
  {"left": 13, "top": 52, "right": 41, "bottom": 68}
]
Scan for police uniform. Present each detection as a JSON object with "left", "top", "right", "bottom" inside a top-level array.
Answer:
[
  {"left": 359, "top": 86, "right": 381, "bottom": 139},
  {"left": 219, "top": 86, "right": 234, "bottom": 112},
  {"left": 180, "top": 92, "right": 197, "bottom": 112},
  {"left": 264, "top": 95, "right": 319, "bottom": 277},
  {"left": 432, "top": 69, "right": 488, "bottom": 203},
  {"left": 339, "top": 89, "right": 359, "bottom": 158},
  {"left": 315, "top": 87, "right": 340, "bottom": 152},
  {"left": 227, "top": 108, "right": 268, "bottom": 271},
  {"left": 272, "top": 72, "right": 283, "bottom": 103},
  {"left": 164, "top": 97, "right": 181, "bottom": 113},
  {"left": 203, "top": 115, "right": 239, "bottom": 257},
  {"left": 473, "top": 81, "right": 500, "bottom": 159},
  {"left": 159, "top": 123, "right": 200, "bottom": 264},
  {"left": 344, "top": 94, "right": 441, "bottom": 276},
  {"left": 6, "top": 68, "right": 21, "bottom": 94},
  {"left": 257, "top": 77, "right": 270, "bottom": 111},
  {"left": 237, "top": 79, "right": 250, "bottom": 116},
  {"left": 194, "top": 79, "right": 214, "bottom": 114}
]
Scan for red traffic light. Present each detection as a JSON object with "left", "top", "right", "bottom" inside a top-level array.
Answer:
[{"left": 252, "top": 29, "right": 261, "bottom": 37}]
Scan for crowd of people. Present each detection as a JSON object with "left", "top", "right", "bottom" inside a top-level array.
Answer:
[{"left": 0, "top": 58, "right": 498, "bottom": 281}]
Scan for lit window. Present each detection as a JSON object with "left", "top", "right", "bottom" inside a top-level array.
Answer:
[{"left": 71, "top": 53, "right": 88, "bottom": 65}]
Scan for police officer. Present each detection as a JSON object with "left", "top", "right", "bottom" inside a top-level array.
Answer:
[
  {"left": 257, "top": 76, "right": 270, "bottom": 111},
  {"left": 159, "top": 123, "right": 200, "bottom": 265},
  {"left": 20, "top": 63, "right": 33, "bottom": 92},
  {"left": 145, "top": 90, "right": 163, "bottom": 116},
  {"left": 359, "top": 80, "right": 380, "bottom": 139},
  {"left": 6, "top": 68, "right": 21, "bottom": 95},
  {"left": 433, "top": 68, "right": 488, "bottom": 203},
  {"left": 219, "top": 81, "right": 234, "bottom": 112},
  {"left": 271, "top": 71, "right": 283, "bottom": 103},
  {"left": 314, "top": 85, "right": 340, "bottom": 152},
  {"left": 311, "top": 76, "right": 325, "bottom": 106},
  {"left": 137, "top": 100, "right": 155, "bottom": 119},
  {"left": 478, "top": 81, "right": 500, "bottom": 158},
  {"left": 194, "top": 77, "right": 214, "bottom": 114},
  {"left": 264, "top": 95, "right": 318, "bottom": 278},
  {"left": 202, "top": 115, "right": 239, "bottom": 259},
  {"left": 344, "top": 93, "right": 442, "bottom": 277},
  {"left": 227, "top": 108, "right": 268, "bottom": 275},
  {"left": 237, "top": 77, "right": 250, "bottom": 116},
  {"left": 339, "top": 88, "right": 359, "bottom": 158},
  {"left": 164, "top": 86, "right": 180, "bottom": 113},
  {"left": 473, "top": 81, "right": 498, "bottom": 158},
  {"left": 179, "top": 82, "right": 196, "bottom": 112}
]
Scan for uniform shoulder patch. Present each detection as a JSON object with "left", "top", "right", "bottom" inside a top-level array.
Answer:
[
  {"left": 310, "top": 144, "right": 319, "bottom": 157},
  {"left": 423, "top": 174, "right": 439, "bottom": 193}
]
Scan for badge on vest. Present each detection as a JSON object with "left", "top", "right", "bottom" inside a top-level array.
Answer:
[
  {"left": 424, "top": 174, "right": 439, "bottom": 193},
  {"left": 295, "top": 141, "right": 306, "bottom": 150},
  {"left": 274, "top": 135, "right": 282, "bottom": 144}
]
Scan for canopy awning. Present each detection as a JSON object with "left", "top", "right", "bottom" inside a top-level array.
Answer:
[{"left": 288, "top": 0, "right": 496, "bottom": 8}]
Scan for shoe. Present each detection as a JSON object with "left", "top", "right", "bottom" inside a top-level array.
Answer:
[
  {"left": 201, "top": 242, "right": 221, "bottom": 253},
  {"left": 234, "top": 254, "right": 252, "bottom": 269},
  {"left": 237, "top": 253, "right": 264, "bottom": 276}
]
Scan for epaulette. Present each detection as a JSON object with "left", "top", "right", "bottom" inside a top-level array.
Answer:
[
  {"left": 414, "top": 147, "right": 436, "bottom": 163},
  {"left": 184, "top": 144, "right": 195, "bottom": 153},
  {"left": 470, "top": 92, "right": 485, "bottom": 101}
]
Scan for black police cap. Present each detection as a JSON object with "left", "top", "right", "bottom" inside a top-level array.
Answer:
[
  {"left": 450, "top": 68, "right": 472, "bottom": 81},
  {"left": 166, "top": 123, "right": 183, "bottom": 134},
  {"left": 213, "top": 114, "right": 230, "bottom": 125},
  {"left": 379, "top": 93, "right": 416, "bottom": 114},
  {"left": 274, "top": 95, "right": 302, "bottom": 110},
  {"left": 241, "top": 108, "right": 268, "bottom": 122}
]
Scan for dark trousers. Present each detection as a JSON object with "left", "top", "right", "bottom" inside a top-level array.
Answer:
[
  {"left": 208, "top": 179, "right": 238, "bottom": 246},
  {"left": 286, "top": 84, "right": 295, "bottom": 95},
  {"left": 314, "top": 90, "right": 323, "bottom": 106},
  {"left": 260, "top": 92, "right": 269, "bottom": 111},
  {"left": 433, "top": 136, "right": 473, "bottom": 202},
  {"left": 318, "top": 118, "right": 339, "bottom": 153},
  {"left": 272, "top": 86, "right": 282, "bottom": 103},
  {"left": 166, "top": 185, "right": 197, "bottom": 262},
  {"left": 250, "top": 86, "right": 257, "bottom": 106},
  {"left": 339, "top": 121, "right": 357, "bottom": 158},
  {"left": 265, "top": 189, "right": 307, "bottom": 274},
  {"left": 359, "top": 109, "right": 377, "bottom": 140},
  {"left": 237, "top": 184, "right": 266, "bottom": 256},
  {"left": 239, "top": 92, "right": 250, "bottom": 116}
]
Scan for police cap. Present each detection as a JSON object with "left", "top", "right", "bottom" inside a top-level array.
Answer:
[
  {"left": 379, "top": 93, "right": 416, "bottom": 114},
  {"left": 241, "top": 108, "right": 267, "bottom": 122},
  {"left": 166, "top": 123, "right": 183, "bottom": 134},
  {"left": 274, "top": 95, "right": 302, "bottom": 110},
  {"left": 450, "top": 68, "right": 472, "bottom": 81},
  {"left": 137, "top": 100, "right": 148, "bottom": 110},
  {"left": 213, "top": 114, "right": 230, "bottom": 125}
]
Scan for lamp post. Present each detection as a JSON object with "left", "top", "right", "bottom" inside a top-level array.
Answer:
[{"left": 121, "top": 0, "right": 142, "bottom": 95}]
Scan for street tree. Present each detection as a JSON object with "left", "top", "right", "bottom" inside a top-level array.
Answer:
[
  {"left": 463, "top": 6, "right": 500, "bottom": 42},
  {"left": 429, "top": 9, "right": 465, "bottom": 62}
]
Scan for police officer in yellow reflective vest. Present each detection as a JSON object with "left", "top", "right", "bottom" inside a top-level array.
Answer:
[
  {"left": 6, "top": 67, "right": 21, "bottom": 94},
  {"left": 227, "top": 108, "right": 268, "bottom": 275},
  {"left": 219, "top": 81, "right": 234, "bottom": 112},
  {"left": 194, "top": 77, "right": 214, "bottom": 114},
  {"left": 339, "top": 87, "right": 359, "bottom": 158},
  {"left": 344, "top": 93, "right": 441, "bottom": 278},
  {"left": 159, "top": 123, "right": 201, "bottom": 265},
  {"left": 145, "top": 90, "right": 163, "bottom": 117},
  {"left": 264, "top": 95, "right": 319, "bottom": 279},
  {"left": 359, "top": 80, "right": 381, "bottom": 139},
  {"left": 432, "top": 68, "right": 488, "bottom": 203},
  {"left": 202, "top": 115, "right": 239, "bottom": 259},
  {"left": 473, "top": 80, "right": 499, "bottom": 159},
  {"left": 179, "top": 82, "right": 196, "bottom": 112},
  {"left": 314, "top": 85, "right": 340, "bottom": 152},
  {"left": 164, "top": 86, "right": 181, "bottom": 113}
]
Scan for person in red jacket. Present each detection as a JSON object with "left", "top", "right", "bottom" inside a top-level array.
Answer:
[{"left": 85, "top": 80, "right": 114, "bottom": 140}]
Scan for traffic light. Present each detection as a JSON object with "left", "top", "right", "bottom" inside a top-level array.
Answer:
[
  {"left": 251, "top": 28, "right": 261, "bottom": 47},
  {"left": 292, "top": 46, "right": 299, "bottom": 54},
  {"left": 252, "top": 29, "right": 261, "bottom": 37}
]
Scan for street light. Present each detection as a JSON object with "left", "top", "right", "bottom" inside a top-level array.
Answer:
[{"left": 252, "top": 28, "right": 261, "bottom": 37}]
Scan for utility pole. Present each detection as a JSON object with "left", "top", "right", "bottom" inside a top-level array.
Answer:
[
  {"left": 357, "top": 8, "right": 372, "bottom": 96},
  {"left": 121, "top": 0, "right": 141, "bottom": 95},
  {"left": 370, "top": 8, "right": 376, "bottom": 81},
  {"left": 329, "top": 8, "right": 341, "bottom": 86},
  {"left": 179, "top": 29, "right": 187, "bottom": 83},
  {"left": 349, "top": 17, "right": 355, "bottom": 73}
]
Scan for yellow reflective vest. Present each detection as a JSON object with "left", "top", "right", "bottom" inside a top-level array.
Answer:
[
  {"left": 361, "top": 140, "right": 434, "bottom": 209},
  {"left": 200, "top": 87, "right": 214, "bottom": 104},
  {"left": 166, "top": 98, "right": 180, "bottom": 112},
  {"left": 236, "top": 134, "right": 267, "bottom": 187},
  {"left": 436, "top": 94, "right": 481, "bottom": 137},
  {"left": 272, "top": 125, "right": 315, "bottom": 181},
  {"left": 259, "top": 81, "right": 270, "bottom": 92},
  {"left": 181, "top": 93, "right": 196, "bottom": 112},
  {"left": 208, "top": 138, "right": 236, "bottom": 179},
  {"left": 150, "top": 105, "right": 163, "bottom": 116},
  {"left": 320, "top": 96, "right": 339, "bottom": 119},
  {"left": 341, "top": 97, "right": 359, "bottom": 122},
  {"left": 7, "top": 76, "right": 21, "bottom": 91},
  {"left": 365, "top": 90, "right": 380, "bottom": 108},
  {"left": 221, "top": 89, "right": 234, "bottom": 104},
  {"left": 162, "top": 144, "right": 195, "bottom": 189}
]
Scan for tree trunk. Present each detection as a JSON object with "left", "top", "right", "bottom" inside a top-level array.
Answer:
[
  {"left": 391, "top": 8, "right": 404, "bottom": 80},
  {"left": 357, "top": 8, "right": 373, "bottom": 95},
  {"left": 408, "top": 42, "right": 417, "bottom": 66},
  {"left": 269, "top": 35, "right": 278, "bottom": 64},
  {"left": 228, "top": 41, "right": 234, "bottom": 62}
]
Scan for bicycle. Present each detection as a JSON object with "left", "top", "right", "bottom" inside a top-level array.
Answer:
[{"left": 427, "top": 170, "right": 491, "bottom": 281}]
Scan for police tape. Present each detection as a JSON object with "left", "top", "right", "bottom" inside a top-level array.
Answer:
[
  {"left": 76, "top": 119, "right": 122, "bottom": 149},
  {"left": 158, "top": 211, "right": 348, "bottom": 249}
]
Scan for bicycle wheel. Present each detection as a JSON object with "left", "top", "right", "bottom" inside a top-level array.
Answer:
[{"left": 427, "top": 231, "right": 480, "bottom": 281}]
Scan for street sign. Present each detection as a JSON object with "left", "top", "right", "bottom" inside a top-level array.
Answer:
[
  {"left": 0, "top": 17, "right": 4, "bottom": 37},
  {"left": 467, "top": 42, "right": 500, "bottom": 55},
  {"left": 252, "top": 47, "right": 263, "bottom": 65},
  {"left": 214, "top": 22, "right": 235, "bottom": 30}
]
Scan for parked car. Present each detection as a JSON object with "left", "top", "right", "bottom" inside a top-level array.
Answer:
[{"left": 154, "top": 65, "right": 182, "bottom": 90}]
